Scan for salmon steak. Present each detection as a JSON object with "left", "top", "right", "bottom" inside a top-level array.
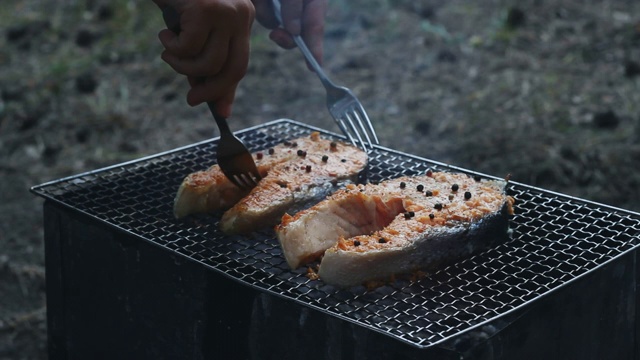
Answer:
[
  {"left": 173, "top": 132, "right": 368, "bottom": 234},
  {"left": 276, "top": 171, "right": 515, "bottom": 287}
]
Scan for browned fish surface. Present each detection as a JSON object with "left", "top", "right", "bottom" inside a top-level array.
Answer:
[
  {"left": 276, "top": 171, "right": 515, "bottom": 287},
  {"left": 173, "top": 132, "right": 368, "bottom": 234}
]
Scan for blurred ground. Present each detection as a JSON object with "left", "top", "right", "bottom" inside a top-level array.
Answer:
[{"left": 1, "top": 0, "right": 639, "bottom": 358}]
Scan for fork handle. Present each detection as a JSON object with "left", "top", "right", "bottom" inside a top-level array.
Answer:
[
  {"left": 271, "top": 0, "right": 335, "bottom": 90},
  {"left": 206, "top": 101, "right": 232, "bottom": 135}
]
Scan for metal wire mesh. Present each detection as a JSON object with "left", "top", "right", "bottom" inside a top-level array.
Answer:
[{"left": 31, "top": 119, "right": 640, "bottom": 349}]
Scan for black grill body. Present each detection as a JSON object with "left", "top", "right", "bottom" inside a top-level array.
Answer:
[{"left": 34, "top": 120, "right": 640, "bottom": 359}]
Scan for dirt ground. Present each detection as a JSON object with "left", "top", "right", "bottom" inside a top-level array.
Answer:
[{"left": 1, "top": 0, "right": 639, "bottom": 358}]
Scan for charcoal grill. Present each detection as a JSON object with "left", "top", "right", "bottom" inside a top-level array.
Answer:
[{"left": 32, "top": 119, "right": 640, "bottom": 359}]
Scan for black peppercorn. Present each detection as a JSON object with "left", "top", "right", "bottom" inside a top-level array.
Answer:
[
  {"left": 404, "top": 211, "right": 415, "bottom": 219},
  {"left": 322, "top": 155, "right": 328, "bottom": 162},
  {"left": 305, "top": 165, "right": 312, "bottom": 172},
  {"left": 378, "top": 238, "right": 386, "bottom": 244},
  {"left": 297, "top": 149, "right": 306, "bottom": 157},
  {"left": 425, "top": 190, "right": 433, "bottom": 197},
  {"left": 400, "top": 181, "right": 406, "bottom": 189},
  {"left": 464, "top": 191, "right": 472, "bottom": 200},
  {"left": 268, "top": 148, "right": 275, "bottom": 155},
  {"left": 473, "top": 175, "right": 482, "bottom": 182},
  {"left": 417, "top": 184, "right": 424, "bottom": 192},
  {"left": 284, "top": 141, "right": 292, "bottom": 146},
  {"left": 353, "top": 240, "right": 361, "bottom": 246},
  {"left": 341, "top": 159, "right": 347, "bottom": 163},
  {"left": 429, "top": 213, "right": 435, "bottom": 219},
  {"left": 330, "top": 141, "right": 337, "bottom": 148},
  {"left": 448, "top": 194, "right": 454, "bottom": 201},
  {"left": 434, "top": 203, "right": 443, "bottom": 210},
  {"left": 451, "top": 184, "right": 459, "bottom": 192}
]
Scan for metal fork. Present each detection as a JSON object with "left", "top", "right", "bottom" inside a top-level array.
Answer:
[
  {"left": 206, "top": 102, "right": 262, "bottom": 190},
  {"left": 271, "top": 0, "right": 380, "bottom": 153},
  {"left": 162, "top": 6, "right": 261, "bottom": 190}
]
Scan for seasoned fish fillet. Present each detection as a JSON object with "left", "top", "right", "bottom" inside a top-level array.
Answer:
[
  {"left": 276, "top": 172, "right": 515, "bottom": 287},
  {"left": 173, "top": 132, "right": 368, "bottom": 234}
]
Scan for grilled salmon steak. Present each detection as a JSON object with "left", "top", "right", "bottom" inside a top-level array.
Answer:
[
  {"left": 173, "top": 132, "right": 368, "bottom": 234},
  {"left": 276, "top": 171, "right": 515, "bottom": 287}
]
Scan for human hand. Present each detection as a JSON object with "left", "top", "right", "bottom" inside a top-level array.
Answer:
[
  {"left": 252, "top": 0, "right": 327, "bottom": 66},
  {"left": 152, "top": 0, "right": 255, "bottom": 117}
]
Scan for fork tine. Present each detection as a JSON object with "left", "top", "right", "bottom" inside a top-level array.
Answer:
[
  {"left": 335, "top": 117, "right": 358, "bottom": 146},
  {"left": 343, "top": 112, "right": 369, "bottom": 152},
  {"left": 354, "top": 104, "right": 379, "bottom": 145},
  {"left": 231, "top": 175, "right": 249, "bottom": 191},
  {"left": 243, "top": 172, "right": 261, "bottom": 187},
  {"left": 349, "top": 107, "right": 376, "bottom": 149},
  {"left": 225, "top": 174, "right": 245, "bottom": 190},
  {"left": 234, "top": 172, "right": 260, "bottom": 191}
]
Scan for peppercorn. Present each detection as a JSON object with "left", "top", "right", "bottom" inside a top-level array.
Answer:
[
  {"left": 268, "top": 148, "right": 275, "bottom": 155},
  {"left": 448, "top": 194, "right": 454, "bottom": 201},
  {"left": 417, "top": 184, "right": 424, "bottom": 192},
  {"left": 284, "top": 141, "right": 292, "bottom": 146},
  {"left": 353, "top": 240, "right": 361, "bottom": 247},
  {"left": 378, "top": 238, "right": 386, "bottom": 244},
  {"left": 322, "top": 155, "right": 329, "bottom": 162},
  {"left": 400, "top": 181, "right": 406, "bottom": 189},
  {"left": 297, "top": 149, "right": 306, "bottom": 157},
  {"left": 330, "top": 141, "right": 337, "bottom": 149},
  {"left": 473, "top": 175, "right": 482, "bottom": 182},
  {"left": 291, "top": 142, "right": 298, "bottom": 147},
  {"left": 426, "top": 170, "right": 433, "bottom": 177},
  {"left": 305, "top": 165, "right": 312, "bottom": 172},
  {"left": 451, "top": 184, "right": 459, "bottom": 192},
  {"left": 341, "top": 159, "right": 347, "bottom": 163},
  {"left": 404, "top": 211, "right": 415, "bottom": 219},
  {"left": 434, "top": 203, "right": 443, "bottom": 210},
  {"left": 429, "top": 213, "right": 435, "bottom": 219},
  {"left": 464, "top": 191, "right": 472, "bottom": 200},
  {"left": 256, "top": 152, "right": 263, "bottom": 160},
  {"left": 425, "top": 190, "right": 433, "bottom": 197}
]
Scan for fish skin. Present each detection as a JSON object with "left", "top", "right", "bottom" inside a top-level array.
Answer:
[
  {"left": 318, "top": 202, "right": 512, "bottom": 287},
  {"left": 173, "top": 132, "right": 368, "bottom": 234},
  {"left": 276, "top": 172, "right": 515, "bottom": 287}
]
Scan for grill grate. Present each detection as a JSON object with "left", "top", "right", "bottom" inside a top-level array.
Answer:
[{"left": 31, "top": 119, "right": 640, "bottom": 349}]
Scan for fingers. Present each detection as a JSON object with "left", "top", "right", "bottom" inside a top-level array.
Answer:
[
  {"left": 279, "top": 0, "right": 303, "bottom": 35},
  {"left": 157, "top": 9, "right": 212, "bottom": 58},
  {"left": 186, "top": 29, "right": 251, "bottom": 116},
  {"left": 301, "top": 0, "right": 327, "bottom": 64},
  {"left": 252, "top": 0, "right": 278, "bottom": 29},
  {"left": 254, "top": 0, "right": 326, "bottom": 65},
  {"left": 160, "top": 30, "right": 231, "bottom": 77},
  {"left": 156, "top": 0, "right": 255, "bottom": 114},
  {"left": 268, "top": 28, "right": 296, "bottom": 49}
]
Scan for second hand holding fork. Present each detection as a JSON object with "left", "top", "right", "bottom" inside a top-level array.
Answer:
[{"left": 271, "top": 0, "right": 380, "bottom": 153}]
